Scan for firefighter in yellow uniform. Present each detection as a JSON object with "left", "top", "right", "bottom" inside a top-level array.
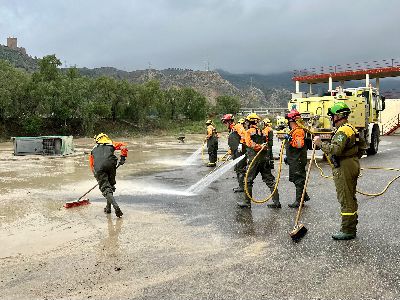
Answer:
[
  {"left": 237, "top": 113, "right": 280, "bottom": 208},
  {"left": 205, "top": 120, "right": 218, "bottom": 167},
  {"left": 314, "top": 102, "right": 365, "bottom": 240}
]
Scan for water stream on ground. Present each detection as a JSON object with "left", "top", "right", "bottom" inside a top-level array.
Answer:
[
  {"left": 182, "top": 146, "right": 203, "bottom": 165},
  {"left": 185, "top": 155, "right": 245, "bottom": 194}
]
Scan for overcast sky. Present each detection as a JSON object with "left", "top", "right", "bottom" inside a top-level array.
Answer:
[{"left": 0, "top": 0, "right": 399, "bottom": 74}]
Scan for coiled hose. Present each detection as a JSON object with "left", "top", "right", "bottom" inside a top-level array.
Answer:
[
  {"left": 295, "top": 120, "right": 400, "bottom": 197},
  {"left": 244, "top": 140, "right": 286, "bottom": 204}
]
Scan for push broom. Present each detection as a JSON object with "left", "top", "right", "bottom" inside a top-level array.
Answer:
[
  {"left": 289, "top": 142, "right": 317, "bottom": 240},
  {"left": 64, "top": 164, "right": 121, "bottom": 209},
  {"left": 64, "top": 184, "right": 97, "bottom": 208}
]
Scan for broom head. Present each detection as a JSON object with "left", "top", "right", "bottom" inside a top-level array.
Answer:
[
  {"left": 290, "top": 223, "right": 308, "bottom": 241},
  {"left": 64, "top": 198, "right": 91, "bottom": 209}
]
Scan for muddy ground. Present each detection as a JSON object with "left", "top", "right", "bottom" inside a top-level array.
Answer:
[{"left": 1, "top": 135, "right": 400, "bottom": 300}]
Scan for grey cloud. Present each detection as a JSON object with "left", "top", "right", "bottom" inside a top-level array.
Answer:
[{"left": 0, "top": 0, "right": 399, "bottom": 73}]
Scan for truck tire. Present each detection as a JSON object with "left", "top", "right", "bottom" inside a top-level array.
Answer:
[{"left": 367, "top": 126, "right": 379, "bottom": 155}]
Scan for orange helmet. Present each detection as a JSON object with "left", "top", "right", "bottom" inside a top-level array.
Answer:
[
  {"left": 221, "top": 114, "right": 234, "bottom": 123},
  {"left": 286, "top": 109, "right": 301, "bottom": 122}
]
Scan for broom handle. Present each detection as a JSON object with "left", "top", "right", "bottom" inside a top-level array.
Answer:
[
  {"left": 78, "top": 164, "right": 121, "bottom": 201},
  {"left": 78, "top": 183, "right": 99, "bottom": 201},
  {"left": 294, "top": 142, "right": 317, "bottom": 226}
]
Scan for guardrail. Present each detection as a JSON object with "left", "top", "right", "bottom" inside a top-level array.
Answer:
[
  {"left": 381, "top": 113, "right": 400, "bottom": 135},
  {"left": 239, "top": 107, "right": 287, "bottom": 116}
]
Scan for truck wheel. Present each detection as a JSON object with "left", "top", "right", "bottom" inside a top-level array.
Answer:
[{"left": 367, "top": 127, "right": 379, "bottom": 155}]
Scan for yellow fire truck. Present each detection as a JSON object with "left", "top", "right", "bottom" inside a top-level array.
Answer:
[{"left": 278, "top": 85, "right": 385, "bottom": 155}]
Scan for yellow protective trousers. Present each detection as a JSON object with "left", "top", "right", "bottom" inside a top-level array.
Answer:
[{"left": 332, "top": 156, "right": 360, "bottom": 234}]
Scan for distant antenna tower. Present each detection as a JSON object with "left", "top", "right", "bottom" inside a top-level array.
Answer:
[
  {"left": 204, "top": 59, "right": 210, "bottom": 71},
  {"left": 250, "top": 76, "right": 254, "bottom": 102},
  {"left": 147, "top": 62, "right": 153, "bottom": 80}
]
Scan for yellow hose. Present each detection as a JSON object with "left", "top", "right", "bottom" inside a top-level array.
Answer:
[
  {"left": 295, "top": 119, "right": 400, "bottom": 197},
  {"left": 244, "top": 141, "right": 286, "bottom": 204},
  {"left": 313, "top": 147, "right": 400, "bottom": 197}
]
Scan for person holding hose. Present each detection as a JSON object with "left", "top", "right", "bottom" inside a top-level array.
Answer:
[
  {"left": 237, "top": 113, "right": 280, "bottom": 208},
  {"left": 89, "top": 133, "right": 128, "bottom": 218},
  {"left": 205, "top": 120, "right": 218, "bottom": 167},
  {"left": 221, "top": 114, "right": 247, "bottom": 193},
  {"left": 313, "top": 102, "right": 366, "bottom": 240},
  {"left": 284, "top": 109, "right": 310, "bottom": 208},
  {"left": 262, "top": 118, "right": 281, "bottom": 208}
]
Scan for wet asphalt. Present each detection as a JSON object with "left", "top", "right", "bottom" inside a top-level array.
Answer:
[
  {"left": 98, "top": 136, "right": 400, "bottom": 299},
  {"left": 2, "top": 136, "right": 399, "bottom": 300}
]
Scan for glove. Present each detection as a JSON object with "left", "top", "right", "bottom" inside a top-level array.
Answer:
[
  {"left": 237, "top": 144, "right": 243, "bottom": 153},
  {"left": 284, "top": 134, "right": 292, "bottom": 142},
  {"left": 118, "top": 156, "right": 126, "bottom": 166},
  {"left": 284, "top": 156, "right": 288, "bottom": 165}
]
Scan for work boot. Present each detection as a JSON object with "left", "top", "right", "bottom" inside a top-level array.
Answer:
[
  {"left": 104, "top": 197, "right": 112, "bottom": 214},
  {"left": 237, "top": 173, "right": 245, "bottom": 192},
  {"left": 267, "top": 187, "right": 281, "bottom": 208},
  {"left": 304, "top": 193, "right": 310, "bottom": 202},
  {"left": 237, "top": 186, "right": 251, "bottom": 208},
  {"left": 105, "top": 193, "right": 122, "bottom": 217},
  {"left": 267, "top": 203, "right": 281, "bottom": 208},
  {"left": 115, "top": 207, "right": 124, "bottom": 218},
  {"left": 288, "top": 201, "right": 302, "bottom": 208},
  {"left": 236, "top": 200, "right": 251, "bottom": 208},
  {"left": 233, "top": 187, "right": 244, "bottom": 193},
  {"left": 332, "top": 232, "right": 356, "bottom": 240}
]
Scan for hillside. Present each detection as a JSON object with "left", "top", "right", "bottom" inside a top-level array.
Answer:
[
  {"left": 79, "top": 67, "right": 269, "bottom": 107},
  {"left": 2, "top": 44, "right": 397, "bottom": 105},
  {"left": 0, "top": 44, "right": 38, "bottom": 72}
]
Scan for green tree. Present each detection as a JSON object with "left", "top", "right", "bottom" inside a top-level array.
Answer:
[
  {"left": 37, "top": 54, "right": 62, "bottom": 81},
  {"left": 215, "top": 95, "right": 241, "bottom": 115},
  {"left": 0, "top": 60, "right": 30, "bottom": 122},
  {"left": 178, "top": 87, "right": 207, "bottom": 121}
]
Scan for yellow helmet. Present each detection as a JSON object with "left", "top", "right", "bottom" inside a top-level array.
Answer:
[
  {"left": 263, "top": 118, "right": 272, "bottom": 126},
  {"left": 205, "top": 119, "right": 213, "bottom": 125},
  {"left": 94, "top": 133, "right": 112, "bottom": 144},
  {"left": 246, "top": 113, "right": 261, "bottom": 122},
  {"left": 238, "top": 118, "right": 245, "bottom": 124}
]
